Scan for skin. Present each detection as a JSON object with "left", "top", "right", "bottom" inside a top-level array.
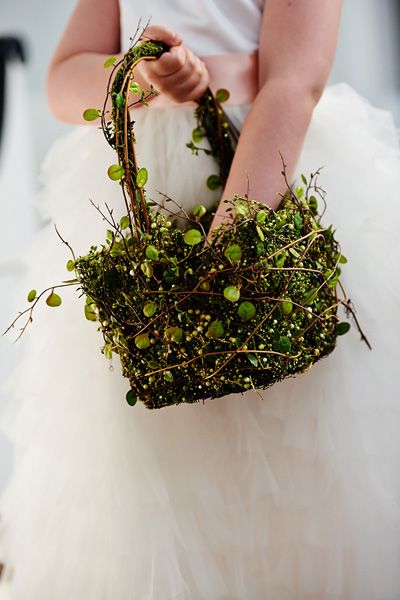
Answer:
[{"left": 46, "top": 0, "right": 343, "bottom": 236}]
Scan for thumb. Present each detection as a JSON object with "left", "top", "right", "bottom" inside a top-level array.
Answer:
[{"left": 141, "top": 25, "right": 182, "bottom": 47}]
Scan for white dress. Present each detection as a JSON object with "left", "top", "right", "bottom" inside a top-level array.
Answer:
[{"left": 1, "top": 1, "right": 400, "bottom": 598}]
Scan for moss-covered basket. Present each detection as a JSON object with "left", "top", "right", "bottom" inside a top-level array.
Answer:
[{"left": 7, "top": 36, "right": 370, "bottom": 409}]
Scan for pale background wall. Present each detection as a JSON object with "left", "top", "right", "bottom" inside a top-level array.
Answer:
[{"left": 0, "top": 0, "right": 399, "bottom": 487}]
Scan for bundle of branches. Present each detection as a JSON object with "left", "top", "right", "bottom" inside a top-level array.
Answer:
[{"left": 6, "top": 35, "right": 370, "bottom": 409}]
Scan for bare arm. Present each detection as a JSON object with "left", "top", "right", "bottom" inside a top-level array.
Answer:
[
  {"left": 208, "top": 0, "right": 343, "bottom": 234},
  {"left": 46, "top": 1, "right": 208, "bottom": 124}
]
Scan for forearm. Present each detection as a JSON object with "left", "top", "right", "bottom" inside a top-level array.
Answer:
[
  {"left": 221, "top": 79, "right": 319, "bottom": 214},
  {"left": 46, "top": 52, "right": 151, "bottom": 125}
]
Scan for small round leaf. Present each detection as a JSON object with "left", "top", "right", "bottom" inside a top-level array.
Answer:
[
  {"left": 192, "top": 128, "right": 204, "bottom": 143},
  {"left": 238, "top": 301, "right": 256, "bottom": 321},
  {"left": 119, "top": 215, "right": 130, "bottom": 230},
  {"left": 129, "top": 82, "right": 142, "bottom": 94},
  {"left": 143, "top": 302, "right": 157, "bottom": 317},
  {"left": 224, "top": 244, "right": 242, "bottom": 263},
  {"left": 135, "top": 333, "right": 150, "bottom": 349},
  {"left": 336, "top": 322, "right": 351, "bottom": 336},
  {"left": 104, "top": 56, "right": 117, "bottom": 68},
  {"left": 27, "top": 289, "right": 37, "bottom": 303},
  {"left": 126, "top": 390, "right": 138, "bottom": 406},
  {"left": 66, "top": 259, "right": 75, "bottom": 272},
  {"left": 83, "top": 108, "right": 101, "bottom": 122},
  {"left": 165, "top": 326, "right": 183, "bottom": 343},
  {"left": 46, "top": 292, "right": 62, "bottom": 308},
  {"left": 145, "top": 245, "right": 159, "bottom": 260},
  {"left": 281, "top": 298, "right": 293, "bottom": 315},
  {"left": 108, "top": 164, "right": 125, "bottom": 181},
  {"left": 136, "top": 167, "right": 148, "bottom": 188},
  {"left": 84, "top": 303, "right": 97, "bottom": 321},
  {"left": 184, "top": 229, "right": 202, "bottom": 245},
  {"left": 206, "top": 320, "right": 224, "bottom": 339},
  {"left": 223, "top": 286, "right": 240, "bottom": 303},
  {"left": 206, "top": 175, "right": 221, "bottom": 190},
  {"left": 215, "top": 88, "right": 230, "bottom": 103},
  {"left": 193, "top": 204, "right": 206, "bottom": 218}
]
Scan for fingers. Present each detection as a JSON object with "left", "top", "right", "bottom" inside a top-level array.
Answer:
[
  {"left": 141, "top": 25, "right": 182, "bottom": 47},
  {"left": 139, "top": 33, "right": 210, "bottom": 103}
]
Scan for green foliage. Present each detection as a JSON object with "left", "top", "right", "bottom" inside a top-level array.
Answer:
[
  {"left": 238, "top": 301, "right": 256, "bottom": 321},
  {"left": 184, "top": 229, "right": 202, "bottom": 245},
  {"left": 206, "top": 175, "right": 221, "bottom": 190},
  {"left": 136, "top": 167, "right": 148, "bottom": 188},
  {"left": 107, "top": 164, "right": 125, "bottom": 180},
  {"left": 104, "top": 56, "right": 117, "bottom": 68},
  {"left": 83, "top": 108, "right": 101, "bottom": 121},
  {"left": 215, "top": 88, "right": 230, "bottom": 103},
  {"left": 46, "top": 292, "right": 62, "bottom": 307},
  {"left": 10, "top": 40, "right": 362, "bottom": 411},
  {"left": 27, "top": 289, "right": 37, "bottom": 302},
  {"left": 224, "top": 244, "right": 242, "bottom": 262},
  {"left": 223, "top": 286, "right": 241, "bottom": 303}
]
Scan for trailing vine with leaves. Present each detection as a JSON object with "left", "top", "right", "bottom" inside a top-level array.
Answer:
[{"left": 4, "top": 28, "right": 371, "bottom": 409}]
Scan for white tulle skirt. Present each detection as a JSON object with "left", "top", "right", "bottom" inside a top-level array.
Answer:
[{"left": 1, "top": 83, "right": 400, "bottom": 600}]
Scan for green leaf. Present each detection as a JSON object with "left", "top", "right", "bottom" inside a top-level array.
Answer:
[
  {"left": 238, "top": 301, "right": 256, "bottom": 322},
  {"left": 256, "top": 210, "right": 268, "bottom": 224},
  {"left": 193, "top": 204, "right": 206, "bottom": 218},
  {"left": 224, "top": 244, "right": 242, "bottom": 262},
  {"left": 145, "top": 245, "right": 159, "bottom": 260},
  {"left": 289, "top": 247, "right": 301, "bottom": 259},
  {"left": 303, "top": 287, "right": 319, "bottom": 305},
  {"left": 206, "top": 319, "right": 224, "bottom": 339},
  {"left": 135, "top": 333, "right": 150, "bottom": 349},
  {"left": 223, "top": 285, "right": 240, "bottom": 303},
  {"left": 27, "top": 289, "right": 37, "bottom": 302},
  {"left": 309, "top": 195, "right": 318, "bottom": 212},
  {"left": 129, "top": 82, "right": 142, "bottom": 94},
  {"left": 275, "top": 251, "right": 287, "bottom": 268},
  {"left": 136, "top": 167, "right": 148, "bottom": 188},
  {"left": 46, "top": 292, "right": 62, "bottom": 308},
  {"left": 165, "top": 326, "right": 183, "bottom": 343},
  {"left": 126, "top": 389, "right": 138, "bottom": 406},
  {"left": 256, "top": 225, "right": 265, "bottom": 241},
  {"left": 66, "top": 259, "right": 75, "bottom": 272},
  {"left": 116, "top": 93, "right": 125, "bottom": 109},
  {"left": 84, "top": 303, "right": 97, "bottom": 321},
  {"left": 192, "top": 128, "right": 204, "bottom": 143},
  {"left": 296, "top": 186, "right": 304, "bottom": 199},
  {"left": 83, "top": 108, "right": 101, "bottom": 121},
  {"left": 103, "top": 343, "right": 113, "bottom": 359},
  {"left": 339, "top": 254, "right": 348, "bottom": 264},
  {"left": 143, "top": 302, "right": 157, "bottom": 317},
  {"left": 278, "top": 335, "right": 292, "bottom": 353},
  {"left": 235, "top": 202, "right": 248, "bottom": 216},
  {"left": 184, "top": 229, "right": 202, "bottom": 245},
  {"left": 163, "top": 370, "right": 174, "bottom": 382},
  {"left": 294, "top": 212, "right": 303, "bottom": 230},
  {"left": 104, "top": 55, "right": 117, "bottom": 68},
  {"left": 336, "top": 322, "right": 351, "bottom": 336},
  {"left": 206, "top": 174, "right": 221, "bottom": 190},
  {"left": 108, "top": 164, "right": 125, "bottom": 180},
  {"left": 215, "top": 88, "right": 230, "bottom": 103},
  {"left": 301, "top": 173, "right": 307, "bottom": 185},
  {"left": 281, "top": 298, "right": 293, "bottom": 315},
  {"left": 140, "top": 262, "right": 153, "bottom": 278},
  {"left": 119, "top": 215, "right": 130, "bottom": 230},
  {"left": 246, "top": 353, "right": 258, "bottom": 367}
]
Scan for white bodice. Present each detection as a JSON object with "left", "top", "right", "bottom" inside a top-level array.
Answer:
[{"left": 119, "top": 0, "right": 265, "bottom": 55}]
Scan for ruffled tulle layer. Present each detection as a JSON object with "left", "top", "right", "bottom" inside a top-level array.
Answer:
[{"left": 1, "top": 84, "right": 400, "bottom": 599}]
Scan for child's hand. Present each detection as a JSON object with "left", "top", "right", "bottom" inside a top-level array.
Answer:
[{"left": 138, "top": 25, "right": 210, "bottom": 103}]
